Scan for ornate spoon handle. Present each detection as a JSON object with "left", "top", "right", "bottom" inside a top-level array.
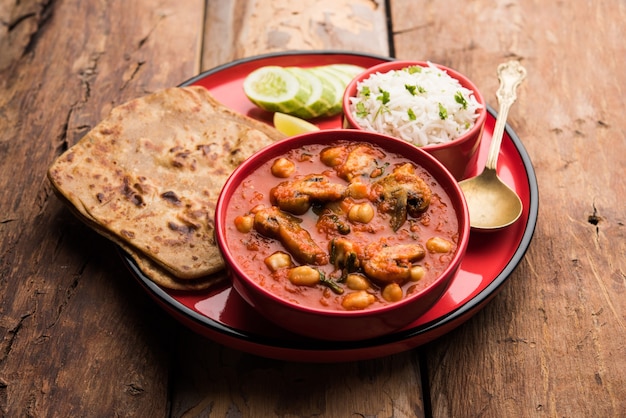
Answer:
[{"left": 485, "top": 61, "right": 527, "bottom": 171}]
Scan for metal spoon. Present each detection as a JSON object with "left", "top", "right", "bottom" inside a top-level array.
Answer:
[{"left": 459, "top": 60, "right": 527, "bottom": 231}]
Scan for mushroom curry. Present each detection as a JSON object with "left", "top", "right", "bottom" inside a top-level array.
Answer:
[{"left": 225, "top": 140, "right": 459, "bottom": 311}]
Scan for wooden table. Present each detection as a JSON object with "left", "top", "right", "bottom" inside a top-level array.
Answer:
[{"left": 1, "top": 0, "right": 625, "bottom": 416}]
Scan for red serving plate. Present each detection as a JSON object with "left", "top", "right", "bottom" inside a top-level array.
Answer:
[{"left": 124, "top": 51, "right": 538, "bottom": 362}]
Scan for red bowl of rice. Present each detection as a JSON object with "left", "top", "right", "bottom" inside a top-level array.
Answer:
[{"left": 343, "top": 61, "right": 487, "bottom": 180}]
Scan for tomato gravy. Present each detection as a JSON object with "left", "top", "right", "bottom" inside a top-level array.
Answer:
[{"left": 224, "top": 140, "right": 459, "bottom": 311}]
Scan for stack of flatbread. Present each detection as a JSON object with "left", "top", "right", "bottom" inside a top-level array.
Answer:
[{"left": 48, "top": 86, "right": 285, "bottom": 290}]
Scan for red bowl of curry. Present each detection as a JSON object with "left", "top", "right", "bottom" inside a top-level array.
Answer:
[{"left": 215, "top": 129, "right": 470, "bottom": 341}]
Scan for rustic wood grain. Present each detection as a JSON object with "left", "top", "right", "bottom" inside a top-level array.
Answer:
[
  {"left": 2, "top": 0, "right": 625, "bottom": 416},
  {"left": 201, "top": 0, "right": 390, "bottom": 70},
  {"left": 0, "top": 0, "right": 203, "bottom": 415},
  {"left": 392, "top": 0, "right": 626, "bottom": 416},
  {"left": 175, "top": 1, "right": 428, "bottom": 417},
  {"left": 170, "top": 333, "right": 425, "bottom": 417}
]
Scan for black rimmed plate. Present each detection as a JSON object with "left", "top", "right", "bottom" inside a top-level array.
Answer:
[{"left": 123, "top": 51, "right": 538, "bottom": 362}]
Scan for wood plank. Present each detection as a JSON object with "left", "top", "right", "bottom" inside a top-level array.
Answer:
[
  {"left": 170, "top": 334, "right": 425, "bottom": 417},
  {"left": 16, "top": 0, "right": 626, "bottom": 416},
  {"left": 391, "top": 0, "right": 626, "bottom": 416},
  {"left": 169, "top": 1, "right": 428, "bottom": 417},
  {"left": 201, "top": 0, "right": 390, "bottom": 70},
  {"left": 0, "top": 0, "right": 203, "bottom": 415}
]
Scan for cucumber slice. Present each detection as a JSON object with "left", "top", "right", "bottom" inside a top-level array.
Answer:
[
  {"left": 314, "top": 65, "right": 353, "bottom": 86},
  {"left": 309, "top": 67, "right": 346, "bottom": 117},
  {"left": 326, "top": 64, "right": 366, "bottom": 78},
  {"left": 243, "top": 63, "right": 367, "bottom": 119},
  {"left": 286, "top": 67, "right": 335, "bottom": 119},
  {"left": 243, "top": 66, "right": 312, "bottom": 113}
]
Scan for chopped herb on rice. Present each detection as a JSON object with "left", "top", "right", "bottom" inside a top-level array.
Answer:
[{"left": 349, "top": 63, "right": 482, "bottom": 147}]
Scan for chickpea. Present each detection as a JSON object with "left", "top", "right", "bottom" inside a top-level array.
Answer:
[
  {"left": 234, "top": 214, "right": 254, "bottom": 233},
  {"left": 320, "top": 146, "right": 345, "bottom": 167},
  {"left": 287, "top": 266, "right": 321, "bottom": 287},
  {"left": 382, "top": 283, "right": 403, "bottom": 302},
  {"left": 348, "top": 202, "right": 375, "bottom": 224},
  {"left": 409, "top": 265, "right": 425, "bottom": 281},
  {"left": 341, "top": 290, "right": 376, "bottom": 310},
  {"left": 271, "top": 157, "right": 296, "bottom": 178},
  {"left": 264, "top": 251, "right": 293, "bottom": 272},
  {"left": 345, "top": 273, "right": 370, "bottom": 290},
  {"left": 426, "top": 236, "right": 453, "bottom": 253}
]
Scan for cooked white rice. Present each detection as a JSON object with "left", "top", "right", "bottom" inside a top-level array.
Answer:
[{"left": 349, "top": 62, "right": 482, "bottom": 147}]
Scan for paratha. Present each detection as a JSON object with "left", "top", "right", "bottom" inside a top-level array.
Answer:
[
  {"left": 48, "top": 86, "right": 285, "bottom": 286},
  {"left": 121, "top": 242, "right": 227, "bottom": 291}
]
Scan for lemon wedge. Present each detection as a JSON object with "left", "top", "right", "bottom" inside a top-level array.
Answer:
[{"left": 273, "top": 112, "right": 321, "bottom": 136}]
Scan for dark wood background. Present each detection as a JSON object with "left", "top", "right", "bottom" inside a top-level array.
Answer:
[{"left": 1, "top": 0, "right": 624, "bottom": 416}]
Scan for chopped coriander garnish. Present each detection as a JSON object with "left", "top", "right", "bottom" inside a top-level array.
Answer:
[
  {"left": 377, "top": 88, "right": 390, "bottom": 105},
  {"left": 407, "top": 66, "right": 422, "bottom": 74},
  {"left": 319, "top": 271, "right": 344, "bottom": 295},
  {"left": 438, "top": 103, "right": 447, "bottom": 120},
  {"left": 351, "top": 64, "right": 479, "bottom": 145},
  {"left": 356, "top": 102, "right": 368, "bottom": 118},
  {"left": 454, "top": 91, "right": 468, "bottom": 109},
  {"left": 405, "top": 84, "right": 426, "bottom": 95}
]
